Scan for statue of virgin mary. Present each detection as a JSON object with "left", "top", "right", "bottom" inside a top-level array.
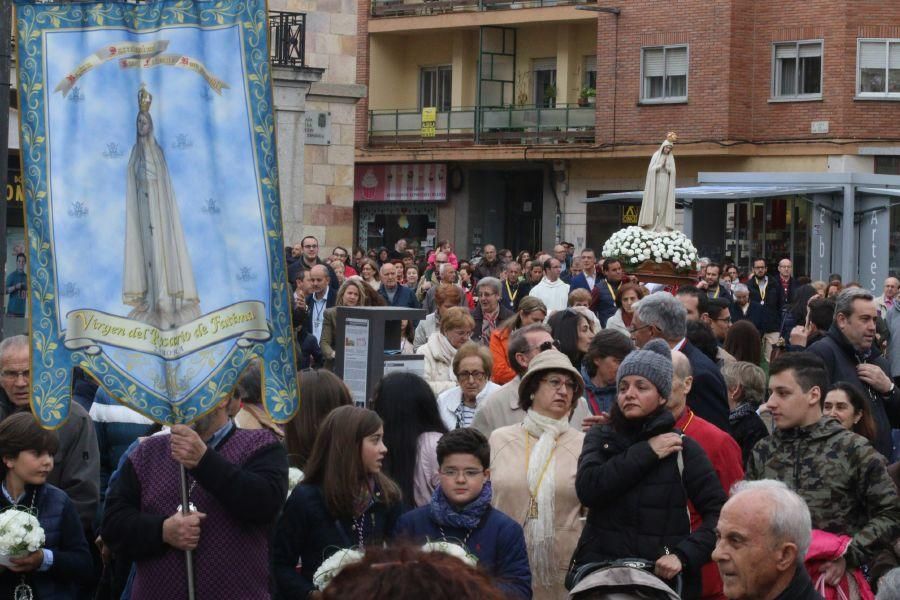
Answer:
[
  {"left": 638, "top": 132, "right": 678, "bottom": 231},
  {"left": 122, "top": 85, "right": 201, "bottom": 330}
]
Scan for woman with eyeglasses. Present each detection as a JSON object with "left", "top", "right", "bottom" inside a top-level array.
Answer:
[
  {"left": 489, "top": 349, "right": 586, "bottom": 600},
  {"left": 419, "top": 307, "right": 476, "bottom": 396},
  {"left": 490, "top": 297, "right": 548, "bottom": 385},
  {"left": 570, "top": 340, "right": 725, "bottom": 599},
  {"left": 436, "top": 343, "right": 501, "bottom": 430}
]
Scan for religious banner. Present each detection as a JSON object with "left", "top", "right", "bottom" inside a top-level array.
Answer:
[{"left": 15, "top": 0, "right": 299, "bottom": 428}]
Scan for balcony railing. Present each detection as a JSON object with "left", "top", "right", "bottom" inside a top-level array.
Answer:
[
  {"left": 368, "top": 104, "right": 595, "bottom": 146},
  {"left": 372, "top": 0, "right": 591, "bottom": 17},
  {"left": 269, "top": 11, "right": 306, "bottom": 68}
]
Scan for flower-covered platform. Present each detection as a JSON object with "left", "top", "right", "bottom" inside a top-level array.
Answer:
[{"left": 602, "top": 227, "right": 699, "bottom": 286}]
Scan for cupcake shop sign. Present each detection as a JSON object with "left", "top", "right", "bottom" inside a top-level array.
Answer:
[{"left": 354, "top": 164, "right": 447, "bottom": 202}]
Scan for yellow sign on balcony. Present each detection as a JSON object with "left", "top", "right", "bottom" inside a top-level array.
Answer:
[
  {"left": 621, "top": 204, "right": 639, "bottom": 225},
  {"left": 421, "top": 106, "right": 436, "bottom": 138}
]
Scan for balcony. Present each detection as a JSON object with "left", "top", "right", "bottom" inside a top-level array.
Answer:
[
  {"left": 368, "top": 104, "right": 595, "bottom": 146},
  {"left": 371, "top": 0, "right": 591, "bottom": 18},
  {"left": 269, "top": 11, "right": 306, "bottom": 68}
]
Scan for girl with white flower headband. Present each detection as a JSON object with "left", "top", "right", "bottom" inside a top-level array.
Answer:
[
  {"left": 271, "top": 406, "right": 402, "bottom": 599},
  {"left": 0, "top": 412, "right": 93, "bottom": 599}
]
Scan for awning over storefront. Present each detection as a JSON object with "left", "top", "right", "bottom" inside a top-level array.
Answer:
[
  {"left": 586, "top": 184, "right": 844, "bottom": 203},
  {"left": 857, "top": 186, "right": 900, "bottom": 198}
]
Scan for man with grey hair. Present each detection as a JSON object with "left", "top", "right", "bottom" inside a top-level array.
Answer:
[
  {"left": 807, "top": 287, "right": 900, "bottom": 459},
  {"left": 470, "top": 276, "right": 512, "bottom": 345},
  {"left": 422, "top": 262, "right": 464, "bottom": 314},
  {"left": 0, "top": 336, "right": 100, "bottom": 533},
  {"left": 472, "top": 323, "right": 590, "bottom": 435},
  {"left": 631, "top": 292, "right": 730, "bottom": 431},
  {"left": 713, "top": 480, "right": 819, "bottom": 599},
  {"left": 729, "top": 282, "right": 766, "bottom": 334}
]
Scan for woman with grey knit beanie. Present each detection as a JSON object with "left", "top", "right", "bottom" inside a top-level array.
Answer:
[{"left": 568, "top": 339, "right": 726, "bottom": 598}]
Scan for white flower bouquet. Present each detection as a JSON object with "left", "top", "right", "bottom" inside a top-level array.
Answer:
[
  {"left": 287, "top": 467, "right": 304, "bottom": 497},
  {"left": 0, "top": 508, "right": 44, "bottom": 567},
  {"left": 421, "top": 540, "right": 478, "bottom": 567},
  {"left": 312, "top": 548, "right": 364, "bottom": 589},
  {"left": 602, "top": 226, "right": 699, "bottom": 273}
]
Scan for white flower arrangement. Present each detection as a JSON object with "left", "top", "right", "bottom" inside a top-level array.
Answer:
[
  {"left": 287, "top": 467, "right": 304, "bottom": 497},
  {"left": 312, "top": 548, "right": 364, "bottom": 589},
  {"left": 0, "top": 508, "right": 44, "bottom": 567},
  {"left": 421, "top": 540, "right": 478, "bottom": 567},
  {"left": 602, "top": 226, "right": 699, "bottom": 272}
]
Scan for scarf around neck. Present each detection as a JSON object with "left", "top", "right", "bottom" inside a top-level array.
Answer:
[
  {"left": 429, "top": 480, "right": 493, "bottom": 531},
  {"left": 522, "top": 409, "right": 570, "bottom": 586}
]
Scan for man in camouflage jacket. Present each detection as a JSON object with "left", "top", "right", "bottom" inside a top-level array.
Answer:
[{"left": 747, "top": 353, "right": 900, "bottom": 582}]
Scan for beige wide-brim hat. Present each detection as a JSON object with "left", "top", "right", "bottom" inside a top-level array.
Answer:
[{"left": 518, "top": 348, "right": 585, "bottom": 404}]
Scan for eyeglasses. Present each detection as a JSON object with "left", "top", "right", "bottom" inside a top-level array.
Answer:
[
  {"left": 457, "top": 370, "right": 486, "bottom": 382},
  {"left": 439, "top": 468, "right": 485, "bottom": 479},
  {"left": 1, "top": 369, "right": 29, "bottom": 380},
  {"left": 303, "top": 244, "right": 318, "bottom": 249},
  {"left": 711, "top": 316, "right": 732, "bottom": 323},
  {"left": 524, "top": 340, "right": 559, "bottom": 353},
  {"left": 628, "top": 323, "right": 654, "bottom": 334},
  {"left": 541, "top": 377, "right": 577, "bottom": 392}
]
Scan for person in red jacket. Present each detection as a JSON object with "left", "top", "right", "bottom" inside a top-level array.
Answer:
[{"left": 669, "top": 350, "right": 744, "bottom": 600}]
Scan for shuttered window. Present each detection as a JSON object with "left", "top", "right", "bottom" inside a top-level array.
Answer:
[
  {"left": 772, "top": 41, "right": 823, "bottom": 99},
  {"left": 858, "top": 39, "right": 900, "bottom": 96},
  {"left": 641, "top": 46, "right": 688, "bottom": 102}
]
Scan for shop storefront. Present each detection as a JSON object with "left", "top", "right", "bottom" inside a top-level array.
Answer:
[
  {"left": 353, "top": 163, "right": 446, "bottom": 252},
  {"left": 6, "top": 107, "right": 29, "bottom": 333},
  {"left": 588, "top": 171, "right": 900, "bottom": 293}
]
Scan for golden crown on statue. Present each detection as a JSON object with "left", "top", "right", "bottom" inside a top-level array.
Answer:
[
  {"left": 138, "top": 84, "right": 152, "bottom": 112},
  {"left": 666, "top": 131, "right": 678, "bottom": 143}
]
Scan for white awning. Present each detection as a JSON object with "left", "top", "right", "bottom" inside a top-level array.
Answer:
[
  {"left": 857, "top": 186, "right": 900, "bottom": 198},
  {"left": 586, "top": 184, "right": 844, "bottom": 203}
]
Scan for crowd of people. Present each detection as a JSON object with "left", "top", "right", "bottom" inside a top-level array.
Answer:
[{"left": 0, "top": 236, "right": 898, "bottom": 599}]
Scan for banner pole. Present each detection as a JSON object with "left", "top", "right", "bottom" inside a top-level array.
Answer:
[{"left": 180, "top": 463, "right": 196, "bottom": 600}]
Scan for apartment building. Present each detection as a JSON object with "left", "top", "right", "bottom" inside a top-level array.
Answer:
[{"left": 355, "top": 0, "right": 900, "bottom": 279}]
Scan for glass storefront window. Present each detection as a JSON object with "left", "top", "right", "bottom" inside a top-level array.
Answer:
[{"left": 723, "top": 196, "right": 809, "bottom": 277}]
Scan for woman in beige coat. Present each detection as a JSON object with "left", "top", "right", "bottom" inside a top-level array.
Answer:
[
  {"left": 489, "top": 348, "right": 586, "bottom": 600},
  {"left": 418, "top": 306, "right": 475, "bottom": 396}
]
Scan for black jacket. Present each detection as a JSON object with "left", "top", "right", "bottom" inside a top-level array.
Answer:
[
  {"left": 773, "top": 566, "right": 821, "bottom": 600},
  {"left": 730, "top": 301, "right": 766, "bottom": 335},
  {"left": 573, "top": 411, "right": 726, "bottom": 599},
  {"left": 500, "top": 281, "right": 530, "bottom": 312},
  {"left": 681, "top": 342, "right": 731, "bottom": 432},
  {"left": 748, "top": 275, "right": 784, "bottom": 333},
  {"left": 471, "top": 303, "right": 514, "bottom": 344},
  {"left": 304, "top": 288, "right": 337, "bottom": 334},
  {"left": 272, "top": 483, "right": 401, "bottom": 599},
  {"left": 807, "top": 325, "right": 900, "bottom": 459},
  {"left": 729, "top": 409, "right": 769, "bottom": 469}
]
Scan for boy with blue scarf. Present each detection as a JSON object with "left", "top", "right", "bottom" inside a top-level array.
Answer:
[{"left": 396, "top": 428, "right": 532, "bottom": 599}]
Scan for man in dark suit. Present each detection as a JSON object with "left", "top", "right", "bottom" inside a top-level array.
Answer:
[
  {"left": 776, "top": 258, "right": 799, "bottom": 307},
  {"left": 730, "top": 282, "right": 766, "bottom": 334},
  {"left": 499, "top": 261, "right": 529, "bottom": 312},
  {"left": 590, "top": 258, "right": 624, "bottom": 328},
  {"left": 747, "top": 258, "right": 785, "bottom": 362},
  {"left": 378, "top": 263, "right": 420, "bottom": 310},
  {"left": 304, "top": 264, "right": 336, "bottom": 344},
  {"left": 630, "top": 291, "right": 731, "bottom": 431},
  {"left": 568, "top": 248, "right": 599, "bottom": 294}
]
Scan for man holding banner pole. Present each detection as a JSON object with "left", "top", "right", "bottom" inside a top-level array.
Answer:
[{"left": 101, "top": 391, "right": 288, "bottom": 599}]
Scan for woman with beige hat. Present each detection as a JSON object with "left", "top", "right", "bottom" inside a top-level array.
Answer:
[{"left": 489, "top": 348, "right": 586, "bottom": 600}]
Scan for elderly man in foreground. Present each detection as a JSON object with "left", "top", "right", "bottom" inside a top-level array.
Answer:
[{"left": 713, "top": 480, "right": 819, "bottom": 599}]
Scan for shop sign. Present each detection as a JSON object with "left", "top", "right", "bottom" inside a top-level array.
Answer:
[
  {"left": 621, "top": 204, "right": 639, "bottom": 225},
  {"left": 421, "top": 107, "right": 436, "bottom": 138},
  {"left": 354, "top": 164, "right": 447, "bottom": 202},
  {"left": 6, "top": 168, "right": 24, "bottom": 204}
]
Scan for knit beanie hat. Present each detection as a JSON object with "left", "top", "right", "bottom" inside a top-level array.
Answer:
[{"left": 616, "top": 338, "right": 673, "bottom": 399}]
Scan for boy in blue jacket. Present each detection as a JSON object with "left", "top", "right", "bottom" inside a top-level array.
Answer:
[{"left": 396, "top": 428, "right": 532, "bottom": 599}]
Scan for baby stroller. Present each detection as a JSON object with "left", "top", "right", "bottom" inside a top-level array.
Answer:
[{"left": 568, "top": 558, "right": 682, "bottom": 600}]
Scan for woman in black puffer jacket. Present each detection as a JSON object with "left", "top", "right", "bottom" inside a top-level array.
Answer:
[{"left": 570, "top": 339, "right": 726, "bottom": 598}]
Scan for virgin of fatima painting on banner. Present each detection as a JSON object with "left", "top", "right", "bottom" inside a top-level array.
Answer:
[{"left": 14, "top": 0, "right": 299, "bottom": 428}]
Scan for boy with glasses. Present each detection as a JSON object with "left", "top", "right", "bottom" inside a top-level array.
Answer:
[{"left": 396, "top": 428, "right": 531, "bottom": 599}]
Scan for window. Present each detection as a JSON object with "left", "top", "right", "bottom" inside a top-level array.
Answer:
[
  {"left": 533, "top": 58, "right": 557, "bottom": 108},
  {"left": 857, "top": 39, "right": 900, "bottom": 97},
  {"left": 583, "top": 56, "right": 597, "bottom": 90},
  {"left": 641, "top": 46, "right": 688, "bottom": 102},
  {"left": 772, "top": 41, "right": 822, "bottom": 99},
  {"left": 420, "top": 66, "right": 452, "bottom": 111}
]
